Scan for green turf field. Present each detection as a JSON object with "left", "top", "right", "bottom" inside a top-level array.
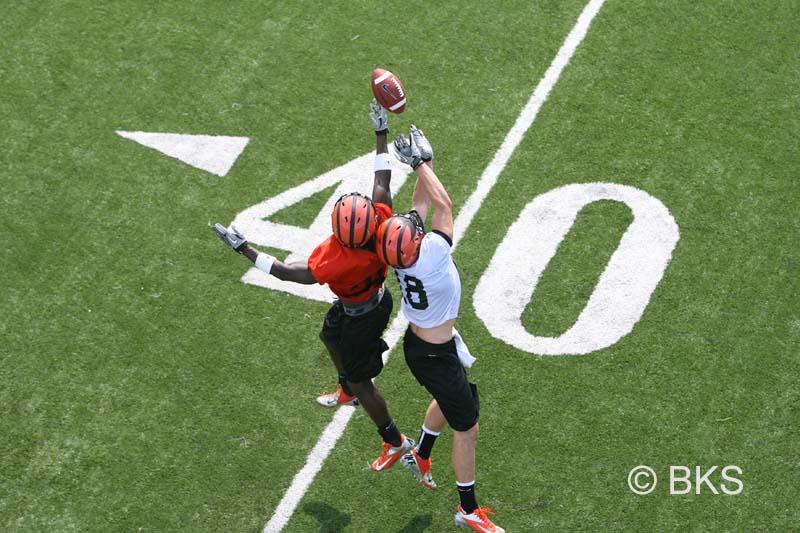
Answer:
[{"left": 2, "top": 1, "right": 798, "bottom": 531}]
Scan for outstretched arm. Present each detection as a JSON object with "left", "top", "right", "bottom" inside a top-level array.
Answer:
[
  {"left": 414, "top": 162, "right": 453, "bottom": 240},
  {"left": 212, "top": 224, "right": 317, "bottom": 284},
  {"left": 369, "top": 99, "right": 392, "bottom": 207},
  {"left": 240, "top": 246, "right": 317, "bottom": 284},
  {"left": 411, "top": 174, "right": 430, "bottom": 222},
  {"left": 392, "top": 125, "right": 452, "bottom": 240}
]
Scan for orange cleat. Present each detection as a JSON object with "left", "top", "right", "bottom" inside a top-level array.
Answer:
[
  {"left": 402, "top": 449, "right": 437, "bottom": 490},
  {"left": 370, "top": 435, "right": 414, "bottom": 472},
  {"left": 316, "top": 386, "right": 359, "bottom": 407},
  {"left": 454, "top": 506, "right": 505, "bottom": 532}
]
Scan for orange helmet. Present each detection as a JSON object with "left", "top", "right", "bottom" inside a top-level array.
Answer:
[
  {"left": 331, "top": 192, "right": 378, "bottom": 248},
  {"left": 376, "top": 212, "right": 425, "bottom": 268}
]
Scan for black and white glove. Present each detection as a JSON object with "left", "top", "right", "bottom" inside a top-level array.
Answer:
[
  {"left": 409, "top": 124, "right": 433, "bottom": 162},
  {"left": 369, "top": 98, "right": 388, "bottom": 135},
  {"left": 212, "top": 223, "right": 248, "bottom": 253},
  {"left": 392, "top": 124, "right": 433, "bottom": 169}
]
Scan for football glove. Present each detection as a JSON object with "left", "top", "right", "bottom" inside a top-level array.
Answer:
[
  {"left": 392, "top": 125, "right": 433, "bottom": 169},
  {"left": 212, "top": 223, "right": 248, "bottom": 253},
  {"left": 409, "top": 124, "right": 433, "bottom": 162},
  {"left": 369, "top": 98, "right": 388, "bottom": 134}
]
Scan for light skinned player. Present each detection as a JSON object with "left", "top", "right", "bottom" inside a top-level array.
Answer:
[{"left": 375, "top": 125, "right": 504, "bottom": 532}]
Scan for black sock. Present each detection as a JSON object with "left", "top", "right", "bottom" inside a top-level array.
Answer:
[
  {"left": 338, "top": 374, "right": 353, "bottom": 396},
  {"left": 378, "top": 420, "right": 402, "bottom": 447},
  {"left": 457, "top": 482, "right": 478, "bottom": 514},
  {"left": 415, "top": 426, "right": 439, "bottom": 460}
]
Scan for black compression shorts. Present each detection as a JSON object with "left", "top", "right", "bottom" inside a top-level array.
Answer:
[
  {"left": 403, "top": 327, "right": 479, "bottom": 431},
  {"left": 320, "top": 290, "right": 393, "bottom": 383}
]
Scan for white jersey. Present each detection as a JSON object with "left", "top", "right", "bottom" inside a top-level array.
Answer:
[{"left": 395, "top": 231, "right": 461, "bottom": 328}]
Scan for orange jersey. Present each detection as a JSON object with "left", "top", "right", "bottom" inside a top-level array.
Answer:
[{"left": 308, "top": 202, "right": 392, "bottom": 302}]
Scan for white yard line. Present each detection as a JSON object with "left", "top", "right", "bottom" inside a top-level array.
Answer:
[{"left": 263, "top": 1, "right": 606, "bottom": 530}]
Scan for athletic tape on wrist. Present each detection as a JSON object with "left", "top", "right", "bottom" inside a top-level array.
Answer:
[
  {"left": 255, "top": 252, "right": 276, "bottom": 274},
  {"left": 374, "top": 152, "right": 393, "bottom": 172}
]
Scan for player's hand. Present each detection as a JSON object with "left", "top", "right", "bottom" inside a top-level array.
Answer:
[
  {"left": 212, "top": 223, "right": 248, "bottom": 253},
  {"left": 392, "top": 125, "right": 433, "bottom": 169},
  {"left": 369, "top": 98, "right": 388, "bottom": 134},
  {"left": 392, "top": 133, "right": 419, "bottom": 168},
  {"left": 409, "top": 124, "right": 433, "bottom": 163}
]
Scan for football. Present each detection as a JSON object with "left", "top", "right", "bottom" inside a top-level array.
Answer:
[{"left": 371, "top": 68, "right": 407, "bottom": 113}]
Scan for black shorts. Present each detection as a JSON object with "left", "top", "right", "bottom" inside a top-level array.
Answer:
[
  {"left": 403, "top": 327, "right": 479, "bottom": 432},
  {"left": 320, "top": 290, "right": 393, "bottom": 383}
]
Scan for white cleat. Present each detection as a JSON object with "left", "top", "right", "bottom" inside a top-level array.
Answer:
[
  {"left": 315, "top": 386, "right": 359, "bottom": 407},
  {"left": 454, "top": 505, "right": 505, "bottom": 532}
]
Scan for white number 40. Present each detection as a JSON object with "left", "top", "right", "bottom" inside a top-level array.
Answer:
[{"left": 233, "top": 157, "right": 679, "bottom": 356}]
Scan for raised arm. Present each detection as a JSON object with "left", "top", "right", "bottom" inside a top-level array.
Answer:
[
  {"left": 392, "top": 125, "right": 453, "bottom": 240},
  {"left": 369, "top": 99, "right": 392, "bottom": 208},
  {"left": 212, "top": 224, "right": 317, "bottom": 284},
  {"left": 411, "top": 170, "right": 431, "bottom": 222},
  {"left": 414, "top": 161, "right": 453, "bottom": 240}
]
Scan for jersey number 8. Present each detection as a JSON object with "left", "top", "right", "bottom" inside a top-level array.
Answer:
[{"left": 398, "top": 273, "right": 429, "bottom": 310}]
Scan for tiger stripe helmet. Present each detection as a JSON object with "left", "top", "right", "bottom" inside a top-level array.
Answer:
[
  {"left": 376, "top": 212, "right": 425, "bottom": 268},
  {"left": 331, "top": 192, "right": 378, "bottom": 248}
]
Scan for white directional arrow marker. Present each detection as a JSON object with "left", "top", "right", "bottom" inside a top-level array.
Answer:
[{"left": 116, "top": 130, "right": 249, "bottom": 176}]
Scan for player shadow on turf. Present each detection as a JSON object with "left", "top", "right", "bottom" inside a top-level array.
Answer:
[
  {"left": 302, "top": 501, "right": 351, "bottom": 532},
  {"left": 397, "top": 514, "right": 433, "bottom": 532}
]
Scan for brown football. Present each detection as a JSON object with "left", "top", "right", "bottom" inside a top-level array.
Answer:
[{"left": 371, "top": 68, "right": 407, "bottom": 114}]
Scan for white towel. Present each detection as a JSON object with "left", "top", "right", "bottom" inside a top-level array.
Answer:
[{"left": 453, "top": 328, "right": 477, "bottom": 368}]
